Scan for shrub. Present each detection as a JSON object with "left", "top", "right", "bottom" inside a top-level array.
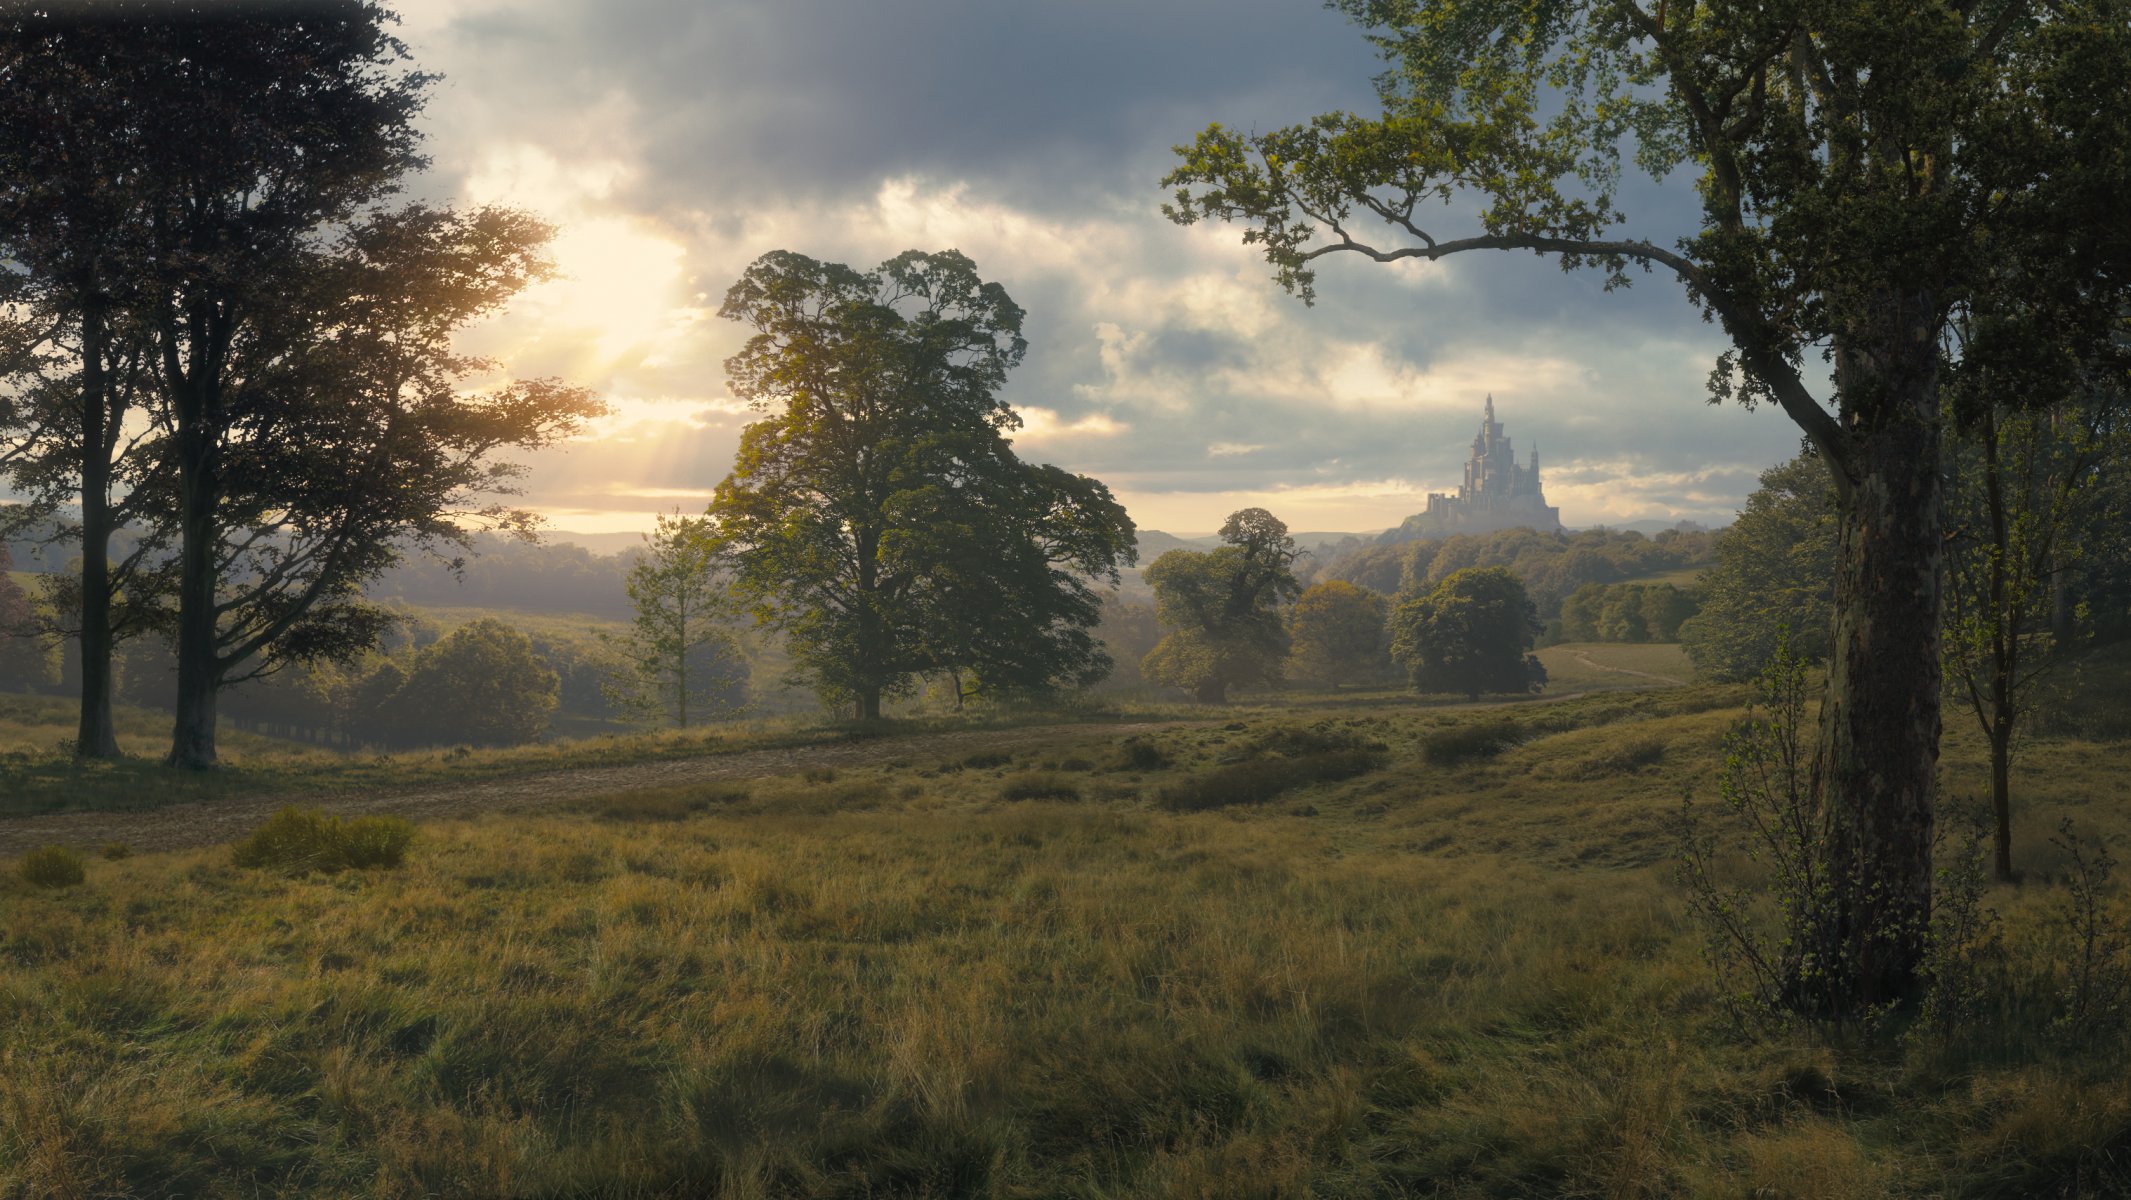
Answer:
[
  {"left": 1112, "top": 739, "right": 1169, "bottom": 772},
  {"left": 232, "top": 806, "right": 415, "bottom": 873},
  {"left": 1157, "top": 749, "right": 1384, "bottom": 812},
  {"left": 19, "top": 844, "right": 86, "bottom": 888},
  {"left": 99, "top": 842, "right": 131, "bottom": 860},
  {"left": 963, "top": 751, "right": 1013, "bottom": 770},
  {"left": 1001, "top": 772, "right": 1082, "bottom": 802},
  {"left": 1420, "top": 719, "right": 1524, "bottom": 766}
]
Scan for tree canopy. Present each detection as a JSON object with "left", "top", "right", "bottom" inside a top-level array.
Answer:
[
  {"left": 1288, "top": 579, "right": 1394, "bottom": 687},
  {"left": 1678, "top": 453, "right": 1838, "bottom": 682},
  {"left": 1389, "top": 566, "right": 1544, "bottom": 698},
  {"left": 708, "top": 249, "right": 1136, "bottom": 719},
  {"left": 1141, "top": 507, "right": 1302, "bottom": 703}
]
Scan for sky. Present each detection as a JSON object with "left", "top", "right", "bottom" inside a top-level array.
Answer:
[{"left": 396, "top": 0, "right": 1815, "bottom": 538}]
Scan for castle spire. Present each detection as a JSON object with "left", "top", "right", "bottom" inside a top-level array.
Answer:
[{"left": 1484, "top": 393, "right": 1495, "bottom": 422}]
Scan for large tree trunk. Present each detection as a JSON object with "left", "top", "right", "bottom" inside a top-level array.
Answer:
[
  {"left": 857, "top": 688, "right": 881, "bottom": 721},
  {"left": 72, "top": 307, "right": 121, "bottom": 760},
  {"left": 165, "top": 394, "right": 222, "bottom": 770},
  {"left": 1808, "top": 308, "right": 1944, "bottom": 1014}
]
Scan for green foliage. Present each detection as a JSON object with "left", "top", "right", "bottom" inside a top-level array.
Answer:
[
  {"left": 1287, "top": 579, "right": 1394, "bottom": 686},
  {"left": 709, "top": 249, "right": 1134, "bottom": 719},
  {"left": 1141, "top": 508, "right": 1302, "bottom": 703},
  {"left": 602, "top": 512, "right": 747, "bottom": 729},
  {"left": 230, "top": 806, "right": 413, "bottom": 873},
  {"left": 17, "top": 843, "right": 85, "bottom": 888},
  {"left": 1320, "top": 526, "right": 1716, "bottom": 622},
  {"left": 1557, "top": 581, "right": 1699, "bottom": 645},
  {"left": 1389, "top": 567, "right": 1545, "bottom": 698},
  {"left": 389, "top": 619, "right": 560, "bottom": 747},
  {"left": 1679, "top": 454, "right": 1838, "bottom": 681},
  {"left": 1111, "top": 738, "right": 1170, "bottom": 772}
]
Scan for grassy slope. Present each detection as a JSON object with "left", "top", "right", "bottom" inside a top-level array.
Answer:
[{"left": 4, "top": 688, "right": 2127, "bottom": 1199}]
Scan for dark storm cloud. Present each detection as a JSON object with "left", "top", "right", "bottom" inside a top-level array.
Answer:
[{"left": 424, "top": 0, "right": 1386, "bottom": 214}]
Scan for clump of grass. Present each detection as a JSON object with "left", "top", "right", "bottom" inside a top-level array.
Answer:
[
  {"left": 230, "top": 806, "right": 414, "bottom": 873},
  {"left": 1157, "top": 748, "right": 1384, "bottom": 812},
  {"left": 1245, "top": 725, "right": 1384, "bottom": 759},
  {"left": 1421, "top": 719, "right": 1524, "bottom": 766},
  {"left": 963, "top": 750, "right": 1014, "bottom": 770},
  {"left": 18, "top": 844, "right": 86, "bottom": 888},
  {"left": 1568, "top": 736, "right": 1668, "bottom": 779},
  {"left": 98, "top": 842, "right": 131, "bottom": 860},
  {"left": 578, "top": 785, "right": 748, "bottom": 822},
  {"left": 1001, "top": 772, "right": 1082, "bottom": 802},
  {"left": 1112, "top": 739, "right": 1169, "bottom": 772}
]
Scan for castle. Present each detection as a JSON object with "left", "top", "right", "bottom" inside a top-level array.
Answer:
[{"left": 1416, "top": 395, "right": 1562, "bottom": 535}]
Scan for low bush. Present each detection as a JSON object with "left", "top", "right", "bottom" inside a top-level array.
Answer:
[
  {"left": 1001, "top": 772, "right": 1082, "bottom": 802},
  {"left": 18, "top": 844, "right": 86, "bottom": 888},
  {"left": 231, "top": 806, "right": 414, "bottom": 873},
  {"left": 963, "top": 751, "right": 1014, "bottom": 770},
  {"left": 1420, "top": 720, "right": 1524, "bottom": 766},
  {"left": 1157, "top": 748, "right": 1384, "bottom": 813},
  {"left": 1112, "top": 739, "right": 1169, "bottom": 772}
]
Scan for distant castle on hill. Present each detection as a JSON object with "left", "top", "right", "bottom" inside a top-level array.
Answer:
[{"left": 1414, "top": 395, "right": 1562, "bottom": 536}]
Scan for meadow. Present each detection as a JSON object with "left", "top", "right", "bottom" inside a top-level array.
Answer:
[{"left": 4, "top": 657, "right": 2127, "bottom": 1199}]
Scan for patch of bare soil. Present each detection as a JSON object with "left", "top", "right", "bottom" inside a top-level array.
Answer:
[{"left": 0, "top": 721, "right": 1188, "bottom": 859}]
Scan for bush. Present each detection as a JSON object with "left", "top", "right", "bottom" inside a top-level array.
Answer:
[
  {"left": 1001, "top": 772, "right": 1082, "bottom": 802},
  {"left": 963, "top": 751, "right": 1013, "bottom": 770},
  {"left": 1112, "top": 739, "right": 1170, "bottom": 772},
  {"left": 231, "top": 806, "right": 414, "bottom": 873},
  {"left": 19, "top": 844, "right": 86, "bottom": 888},
  {"left": 1420, "top": 719, "right": 1524, "bottom": 766},
  {"left": 1157, "top": 749, "right": 1384, "bottom": 813}
]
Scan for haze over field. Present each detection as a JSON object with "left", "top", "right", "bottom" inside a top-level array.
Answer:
[{"left": 392, "top": 0, "right": 1809, "bottom": 536}]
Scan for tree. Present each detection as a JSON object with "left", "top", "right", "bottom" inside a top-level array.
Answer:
[
  {"left": 603, "top": 512, "right": 747, "bottom": 728},
  {"left": 0, "top": 18, "right": 178, "bottom": 758},
  {"left": 1679, "top": 453, "right": 1839, "bottom": 682},
  {"left": 1942, "top": 382, "right": 2130, "bottom": 881},
  {"left": 1288, "top": 579, "right": 1393, "bottom": 686},
  {"left": 0, "top": 7, "right": 602, "bottom": 768},
  {"left": 1389, "top": 566, "right": 1544, "bottom": 698},
  {"left": 388, "top": 619, "right": 558, "bottom": 747},
  {"left": 1164, "top": 0, "right": 2131, "bottom": 1008},
  {"left": 1140, "top": 507, "right": 1302, "bottom": 703},
  {"left": 709, "top": 249, "right": 1135, "bottom": 719}
]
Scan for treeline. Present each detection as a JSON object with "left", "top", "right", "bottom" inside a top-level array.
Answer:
[{"left": 1307, "top": 526, "right": 1716, "bottom": 620}]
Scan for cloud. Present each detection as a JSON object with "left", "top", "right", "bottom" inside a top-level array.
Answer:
[{"left": 400, "top": 0, "right": 1818, "bottom": 539}]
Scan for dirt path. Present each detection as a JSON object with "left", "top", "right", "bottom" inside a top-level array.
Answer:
[
  {"left": 0, "top": 721, "right": 1190, "bottom": 859},
  {"left": 0, "top": 683, "right": 1651, "bottom": 859},
  {"left": 1570, "top": 649, "right": 1688, "bottom": 685}
]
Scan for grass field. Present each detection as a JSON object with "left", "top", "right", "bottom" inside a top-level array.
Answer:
[
  {"left": 4, "top": 683, "right": 2127, "bottom": 1198},
  {"left": 1534, "top": 642, "right": 1694, "bottom": 689}
]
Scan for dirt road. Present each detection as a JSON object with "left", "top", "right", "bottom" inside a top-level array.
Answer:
[{"left": 0, "top": 721, "right": 1185, "bottom": 859}]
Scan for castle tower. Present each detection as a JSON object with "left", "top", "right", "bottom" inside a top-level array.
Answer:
[{"left": 1418, "top": 397, "right": 1563, "bottom": 534}]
